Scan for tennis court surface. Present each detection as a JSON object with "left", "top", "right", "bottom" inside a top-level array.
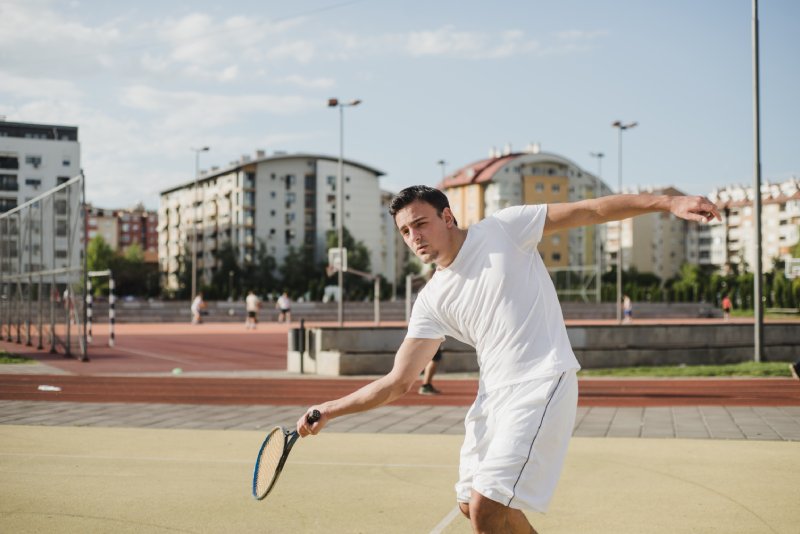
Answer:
[
  {"left": 1, "top": 424, "right": 798, "bottom": 534},
  {"left": 1, "top": 322, "right": 799, "bottom": 532}
]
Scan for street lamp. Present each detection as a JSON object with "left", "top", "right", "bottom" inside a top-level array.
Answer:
[
  {"left": 611, "top": 121, "right": 637, "bottom": 323},
  {"left": 589, "top": 151, "right": 605, "bottom": 303},
  {"left": 437, "top": 159, "right": 447, "bottom": 181},
  {"left": 327, "top": 98, "right": 362, "bottom": 326},
  {"left": 191, "top": 146, "right": 209, "bottom": 300}
]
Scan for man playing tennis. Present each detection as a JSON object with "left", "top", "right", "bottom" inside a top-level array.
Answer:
[{"left": 297, "top": 185, "right": 720, "bottom": 533}]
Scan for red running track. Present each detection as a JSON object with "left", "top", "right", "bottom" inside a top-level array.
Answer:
[
  {"left": 1, "top": 322, "right": 798, "bottom": 407},
  {"left": 1, "top": 375, "right": 798, "bottom": 407}
]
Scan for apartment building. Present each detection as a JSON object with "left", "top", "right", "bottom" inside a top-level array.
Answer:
[
  {"left": 605, "top": 186, "right": 698, "bottom": 282},
  {"left": 86, "top": 203, "right": 159, "bottom": 262},
  {"left": 159, "top": 151, "right": 386, "bottom": 291},
  {"left": 440, "top": 144, "right": 613, "bottom": 270},
  {"left": 705, "top": 178, "right": 800, "bottom": 273},
  {"left": 0, "top": 120, "right": 81, "bottom": 274},
  {"left": 0, "top": 120, "right": 81, "bottom": 213}
]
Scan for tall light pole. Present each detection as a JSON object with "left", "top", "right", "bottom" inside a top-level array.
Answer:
[
  {"left": 752, "top": 0, "right": 763, "bottom": 362},
  {"left": 589, "top": 151, "right": 604, "bottom": 303},
  {"left": 437, "top": 159, "right": 447, "bottom": 182},
  {"left": 190, "top": 146, "right": 209, "bottom": 300},
  {"left": 611, "top": 121, "right": 637, "bottom": 323},
  {"left": 328, "top": 98, "right": 362, "bottom": 326}
]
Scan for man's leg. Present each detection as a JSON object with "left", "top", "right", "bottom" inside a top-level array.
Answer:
[{"left": 468, "top": 490, "right": 537, "bottom": 534}]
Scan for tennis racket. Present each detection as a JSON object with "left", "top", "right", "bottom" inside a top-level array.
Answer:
[{"left": 251, "top": 409, "right": 321, "bottom": 500}]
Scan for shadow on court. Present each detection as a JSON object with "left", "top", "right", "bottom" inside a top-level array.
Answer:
[{"left": 1, "top": 425, "right": 798, "bottom": 533}]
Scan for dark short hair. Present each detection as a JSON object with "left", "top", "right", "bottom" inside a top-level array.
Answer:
[{"left": 389, "top": 185, "right": 457, "bottom": 226}]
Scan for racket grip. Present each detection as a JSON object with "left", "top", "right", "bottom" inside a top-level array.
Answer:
[{"left": 307, "top": 409, "right": 321, "bottom": 424}]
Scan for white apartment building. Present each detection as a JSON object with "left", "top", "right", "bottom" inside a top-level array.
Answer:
[
  {"left": 441, "top": 144, "right": 614, "bottom": 270},
  {"left": 159, "top": 151, "right": 386, "bottom": 291},
  {"left": 380, "top": 190, "right": 410, "bottom": 298},
  {"left": 605, "top": 187, "right": 698, "bottom": 282},
  {"left": 0, "top": 120, "right": 81, "bottom": 213},
  {"left": 706, "top": 178, "right": 800, "bottom": 273},
  {"left": 0, "top": 120, "right": 81, "bottom": 274}
]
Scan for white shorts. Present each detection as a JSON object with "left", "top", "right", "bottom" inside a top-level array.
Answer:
[{"left": 455, "top": 370, "right": 578, "bottom": 513}]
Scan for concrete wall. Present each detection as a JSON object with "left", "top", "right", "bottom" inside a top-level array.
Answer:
[
  {"left": 90, "top": 300, "right": 725, "bottom": 324},
  {"left": 287, "top": 323, "right": 800, "bottom": 376}
]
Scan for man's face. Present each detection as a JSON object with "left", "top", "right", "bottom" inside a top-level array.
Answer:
[{"left": 394, "top": 200, "right": 454, "bottom": 264}]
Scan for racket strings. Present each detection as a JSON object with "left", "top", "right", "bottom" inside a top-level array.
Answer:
[{"left": 255, "top": 429, "right": 286, "bottom": 497}]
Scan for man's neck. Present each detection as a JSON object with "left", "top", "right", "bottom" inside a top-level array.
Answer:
[{"left": 436, "top": 227, "right": 468, "bottom": 269}]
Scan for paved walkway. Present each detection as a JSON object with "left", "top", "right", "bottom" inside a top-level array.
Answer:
[{"left": 2, "top": 400, "right": 799, "bottom": 441}]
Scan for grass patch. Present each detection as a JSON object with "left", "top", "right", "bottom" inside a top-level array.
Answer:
[
  {"left": 0, "top": 350, "right": 34, "bottom": 364},
  {"left": 579, "top": 361, "right": 794, "bottom": 378}
]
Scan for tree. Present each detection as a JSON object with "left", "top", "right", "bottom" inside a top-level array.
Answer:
[
  {"left": 86, "top": 236, "right": 114, "bottom": 296},
  {"left": 244, "top": 239, "right": 279, "bottom": 297},
  {"left": 325, "top": 227, "right": 373, "bottom": 300},
  {"left": 279, "top": 244, "right": 324, "bottom": 299},
  {"left": 209, "top": 241, "right": 242, "bottom": 300}
]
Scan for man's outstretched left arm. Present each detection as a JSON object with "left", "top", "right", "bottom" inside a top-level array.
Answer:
[{"left": 544, "top": 193, "right": 721, "bottom": 235}]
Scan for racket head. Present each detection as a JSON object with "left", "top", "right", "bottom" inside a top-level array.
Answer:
[
  {"left": 251, "top": 410, "right": 320, "bottom": 501},
  {"left": 252, "top": 426, "right": 292, "bottom": 500}
]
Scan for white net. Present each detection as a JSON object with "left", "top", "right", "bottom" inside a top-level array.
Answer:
[{"left": 0, "top": 174, "right": 86, "bottom": 359}]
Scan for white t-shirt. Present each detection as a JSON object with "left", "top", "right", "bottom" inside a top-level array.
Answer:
[
  {"left": 407, "top": 204, "right": 580, "bottom": 394},
  {"left": 277, "top": 295, "right": 291, "bottom": 310},
  {"left": 246, "top": 294, "right": 260, "bottom": 312}
]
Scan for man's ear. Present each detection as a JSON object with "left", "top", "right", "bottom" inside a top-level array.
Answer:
[{"left": 443, "top": 207, "right": 455, "bottom": 228}]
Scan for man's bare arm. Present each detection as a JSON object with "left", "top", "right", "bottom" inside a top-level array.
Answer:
[
  {"left": 544, "top": 193, "right": 721, "bottom": 235},
  {"left": 296, "top": 337, "right": 442, "bottom": 436}
]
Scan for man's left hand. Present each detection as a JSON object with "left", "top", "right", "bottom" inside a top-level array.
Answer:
[{"left": 669, "top": 196, "right": 721, "bottom": 223}]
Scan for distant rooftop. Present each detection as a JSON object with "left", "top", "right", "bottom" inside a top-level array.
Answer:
[{"left": 0, "top": 119, "right": 79, "bottom": 142}]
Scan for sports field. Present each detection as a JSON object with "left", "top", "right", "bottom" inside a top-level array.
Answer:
[
  {"left": 1, "top": 321, "right": 799, "bottom": 533},
  {"left": 1, "top": 425, "right": 797, "bottom": 533}
]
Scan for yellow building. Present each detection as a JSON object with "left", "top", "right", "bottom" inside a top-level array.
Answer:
[{"left": 440, "top": 145, "right": 612, "bottom": 270}]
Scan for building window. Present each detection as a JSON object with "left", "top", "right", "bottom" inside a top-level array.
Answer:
[
  {"left": 552, "top": 252, "right": 561, "bottom": 261},
  {"left": 25, "top": 178, "right": 41, "bottom": 189},
  {"left": 535, "top": 183, "right": 544, "bottom": 193},
  {"left": 0, "top": 156, "right": 19, "bottom": 170},
  {"left": 25, "top": 155, "right": 42, "bottom": 168},
  {"left": 0, "top": 198, "right": 17, "bottom": 213},
  {"left": 0, "top": 174, "right": 18, "bottom": 191},
  {"left": 62, "top": 158, "right": 71, "bottom": 167},
  {"left": 57, "top": 176, "right": 70, "bottom": 185},
  {"left": 551, "top": 184, "right": 560, "bottom": 193}
]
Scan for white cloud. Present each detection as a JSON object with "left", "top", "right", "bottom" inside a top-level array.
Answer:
[
  {"left": 326, "top": 26, "right": 604, "bottom": 60},
  {"left": 120, "top": 85, "right": 317, "bottom": 130},
  {"left": 277, "top": 75, "right": 335, "bottom": 89},
  {"left": 265, "top": 41, "right": 316, "bottom": 63},
  {"left": 0, "top": 70, "right": 83, "bottom": 100},
  {"left": 0, "top": 1, "right": 121, "bottom": 75}
]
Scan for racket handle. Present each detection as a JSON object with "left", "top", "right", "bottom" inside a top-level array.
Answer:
[{"left": 307, "top": 409, "right": 321, "bottom": 424}]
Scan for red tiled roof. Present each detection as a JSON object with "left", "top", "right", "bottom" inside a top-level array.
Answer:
[{"left": 439, "top": 153, "right": 522, "bottom": 189}]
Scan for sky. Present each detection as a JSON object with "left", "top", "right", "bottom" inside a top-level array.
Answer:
[{"left": 1, "top": 0, "right": 797, "bottom": 210}]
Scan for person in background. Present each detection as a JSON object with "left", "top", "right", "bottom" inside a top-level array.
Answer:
[
  {"left": 623, "top": 294, "right": 633, "bottom": 323},
  {"left": 245, "top": 290, "right": 262, "bottom": 330},
  {"left": 276, "top": 291, "right": 292, "bottom": 323},
  {"left": 191, "top": 292, "right": 206, "bottom": 324},
  {"left": 419, "top": 346, "right": 443, "bottom": 395},
  {"left": 721, "top": 294, "right": 732, "bottom": 321}
]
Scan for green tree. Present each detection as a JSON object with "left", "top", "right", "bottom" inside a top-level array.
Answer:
[
  {"left": 210, "top": 241, "right": 242, "bottom": 300},
  {"left": 111, "top": 243, "right": 159, "bottom": 298},
  {"left": 243, "top": 239, "right": 279, "bottom": 297},
  {"left": 325, "top": 227, "right": 373, "bottom": 300},
  {"left": 87, "top": 236, "right": 114, "bottom": 296},
  {"left": 279, "top": 244, "right": 325, "bottom": 300}
]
